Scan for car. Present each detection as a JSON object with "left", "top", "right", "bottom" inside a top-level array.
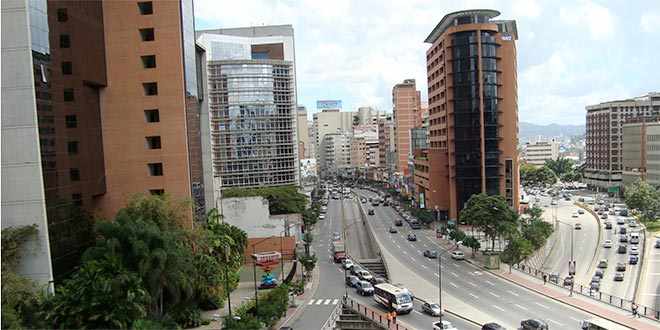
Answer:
[
  {"left": 609, "top": 210, "right": 616, "bottom": 215},
  {"left": 656, "top": 239, "right": 660, "bottom": 249},
  {"left": 563, "top": 276, "right": 574, "bottom": 287},
  {"left": 572, "top": 212, "right": 579, "bottom": 218},
  {"left": 551, "top": 200, "right": 558, "bottom": 205},
  {"left": 604, "top": 222, "right": 613, "bottom": 229},
  {"left": 594, "top": 269, "right": 604, "bottom": 278},
  {"left": 618, "top": 245, "right": 627, "bottom": 254},
  {"left": 598, "top": 259, "right": 608, "bottom": 268},
  {"left": 409, "top": 221, "right": 422, "bottom": 229},
  {"left": 345, "top": 275, "right": 359, "bottom": 287},
  {"left": 360, "top": 198, "right": 367, "bottom": 203},
  {"left": 481, "top": 323, "right": 506, "bottom": 330},
  {"left": 591, "top": 275, "right": 601, "bottom": 284},
  {"left": 423, "top": 250, "right": 438, "bottom": 259},
  {"left": 386, "top": 226, "right": 398, "bottom": 233},
  {"left": 450, "top": 250, "right": 465, "bottom": 260},
  {"left": 617, "top": 218, "right": 625, "bottom": 225},
  {"left": 394, "top": 219, "right": 403, "bottom": 226},
  {"left": 590, "top": 281, "right": 600, "bottom": 291},
  {"left": 614, "top": 272, "right": 624, "bottom": 281},
  {"left": 319, "top": 214, "right": 326, "bottom": 220},
  {"left": 332, "top": 232, "right": 341, "bottom": 241},
  {"left": 575, "top": 223, "right": 582, "bottom": 230},
  {"left": 628, "top": 220, "right": 638, "bottom": 227},
  {"left": 521, "top": 319, "right": 549, "bottom": 330},
  {"left": 603, "top": 240, "right": 613, "bottom": 248},
  {"left": 620, "top": 235, "right": 628, "bottom": 243},
  {"left": 407, "top": 233, "right": 417, "bottom": 241},
  {"left": 342, "top": 259, "right": 354, "bottom": 270},
  {"left": 350, "top": 266, "right": 364, "bottom": 276},
  {"left": 619, "top": 226, "right": 627, "bottom": 235},
  {"left": 601, "top": 214, "right": 608, "bottom": 219},
  {"left": 630, "top": 245, "right": 639, "bottom": 255},
  {"left": 578, "top": 209, "right": 585, "bottom": 214},
  {"left": 629, "top": 255, "right": 639, "bottom": 264},
  {"left": 433, "top": 320, "right": 457, "bottom": 330},
  {"left": 422, "top": 302, "right": 442, "bottom": 316},
  {"left": 369, "top": 276, "right": 386, "bottom": 285},
  {"left": 616, "top": 262, "right": 626, "bottom": 271},
  {"left": 356, "top": 280, "right": 374, "bottom": 295},
  {"left": 368, "top": 209, "right": 375, "bottom": 215}
]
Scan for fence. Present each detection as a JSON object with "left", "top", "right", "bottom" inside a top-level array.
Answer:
[
  {"left": 513, "top": 263, "right": 660, "bottom": 321},
  {"left": 342, "top": 296, "right": 411, "bottom": 330},
  {"left": 320, "top": 298, "right": 343, "bottom": 330}
]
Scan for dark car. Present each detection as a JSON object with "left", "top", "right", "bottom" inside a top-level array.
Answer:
[
  {"left": 350, "top": 266, "right": 364, "bottom": 276},
  {"left": 605, "top": 222, "right": 613, "bottom": 229},
  {"left": 394, "top": 219, "right": 403, "bottom": 226},
  {"left": 590, "top": 281, "right": 600, "bottom": 291},
  {"left": 368, "top": 209, "right": 375, "bottom": 215},
  {"left": 594, "top": 269, "right": 604, "bottom": 278},
  {"left": 629, "top": 255, "right": 639, "bottom": 265},
  {"left": 356, "top": 281, "right": 374, "bottom": 296},
  {"left": 481, "top": 323, "right": 506, "bottom": 330},
  {"left": 618, "top": 245, "right": 627, "bottom": 254},
  {"left": 656, "top": 240, "right": 660, "bottom": 248},
  {"left": 423, "top": 250, "right": 438, "bottom": 258},
  {"left": 591, "top": 276, "right": 601, "bottom": 284},
  {"left": 521, "top": 319, "right": 548, "bottom": 330},
  {"left": 619, "top": 227, "right": 627, "bottom": 235},
  {"left": 563, "top": 276, "right": 574, "bottom": 287},
  {"left": 407, "top": 233, "right": 417, "bottom": 241},
  {"left": 389, "top": 227, "right": 398, "bottom": 233},
  {"left": 620, "top": 235, "right": 628, "bottom": 243},
  {"left": 345, "top": 275, "right": 359, "bottom": 287}
]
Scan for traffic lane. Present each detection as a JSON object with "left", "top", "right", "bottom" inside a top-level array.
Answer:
[
  {"left": 362, "top": 199, "right": 593, "bottom": 327},
  {"left": 639, "top": 245, "right": 660, "bottom": 310},
  {"left": 596, "top": 216, "right": 642, "bottom": 300}
]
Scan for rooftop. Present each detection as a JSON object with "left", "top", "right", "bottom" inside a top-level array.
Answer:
[{"left": 425, "top": 9, "right": 500, "bottom": 43}]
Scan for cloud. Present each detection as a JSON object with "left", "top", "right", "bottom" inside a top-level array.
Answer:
[
  {"left": 511, "top": 0, "right": 542, "bottom": 18},
  {"left": 559, "top": 0, "right": 617, "bottom": 41},
  {"left": 640, "top": 12, "right": 660, "bottom": 33}
]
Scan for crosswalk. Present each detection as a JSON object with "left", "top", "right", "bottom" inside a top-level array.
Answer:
[{"left": 307, "top": 298, "right": 340, "bottom": 306}]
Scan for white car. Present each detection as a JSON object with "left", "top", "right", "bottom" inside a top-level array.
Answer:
[
  {"left": 319, "top": 214, "right": 326, "bottom": 220},
  {"left": 450, "top": 250, "right": 465, "bottom": 260},
  {"left": 342, "top": 259, "right": 354, "bottom": 270},
  {"left": 572, "top": 212, "right": 579, "bottom": 218},
  {"left": 603, "top": 240, "right": 613, "bottom": 248},
  {"left": 630, "top": 245, "right": 640, "bottom": 255},
  {"left": 433, "top": 320, "right": 458, "bottom": 330}
]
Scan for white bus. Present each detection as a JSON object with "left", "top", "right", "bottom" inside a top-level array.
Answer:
[
  {"left": 580, "top": 317, "right": 628, "bottom": 330},
  {"left": 373, "top": 283, "right": 413, "bottom": 314}
]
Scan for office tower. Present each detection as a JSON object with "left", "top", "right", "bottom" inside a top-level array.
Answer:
[
  {"left": 392, "top": 79, "right": 421, "bottom": 176},
  {"left": 523, "top": 140, "right": 560, "bottom": 166},
  {"left": 297, "top": 106, "right": 310, "bottom": 159},
  {"left": 622, "top": 118, "right": 660, "bottom": 186},
  {"left": 197, "top": 25, "right": 300, "bottom": 191},
  {"left": 378, "top": 116, "right": 397, "bottom": 181},
  {"left": 585, "top": 93, "right": 660, "bottom": 190},
  {"left": 319, "top": 132, "right": 351, "bottom": 178},
  {"left": 312, "top": 107, "right": 355, "bottom": 157},
  {"left": 423, "top": 9, "right": 520, "bottom": 220}
]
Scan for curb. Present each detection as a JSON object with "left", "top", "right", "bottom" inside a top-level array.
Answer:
[
  {"left": 445, "top": 308, "right": 483, "bottom": 328},
  {"left": 575, "top": 202, "right": 602, "bottom": 280},
  {"left": 634, "top": 224, "right": 649, "bottom": 303}
]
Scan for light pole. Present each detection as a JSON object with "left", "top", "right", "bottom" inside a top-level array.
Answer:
[
  {"left": 224, "top": 245, "right": 233, "bottom": 317},
  {"left": 438, "top": 241, "right": 462, "bottom": 324},
  {"left": 557, "top": 220, "right": 575, "bottom": 295}
]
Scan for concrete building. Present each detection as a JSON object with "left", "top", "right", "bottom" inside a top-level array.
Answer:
[
  {"left": 297, "top": 106, "right": 311, "bottom": 159},
  {"left": 2, "top": 0, "right": 54, "bottom": 289},
  {"left": 524, "top": 140, "right": 560, "bottom": 166},
  {"left": 307, "top": 119, "right": 316, "bottom": 159},
  {"left": 585, "top": 92, "right": 660, "bottom": 190},
  {"left": 622, "top": 118, "right": 660, "bottom": 186},
  {"left": 197, "top": 25, "right": 300, "bottom": 194},
  {"left": 319, "top": 132, "right": 351, "bottom": 178},
  {"left": 378, "top": 116, "right": 397, "bottom": 181},
  {"left": 423, "top": 10, "right": 520, "bottom": 219},
  {"left": 392, "top": 79, "right": 421, "bottom": 176},
  {"left": 312, "top": 108, "right": 355, "bottom": 160}
]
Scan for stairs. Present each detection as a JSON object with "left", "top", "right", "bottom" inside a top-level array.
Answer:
[
  {"left": 358, "top": 258, "right": 388, "bottom": 281},
  {"left": 335, "top": 307, "right": 383, "bottom": 330}
]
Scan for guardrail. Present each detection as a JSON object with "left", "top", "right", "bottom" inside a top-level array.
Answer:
[
  {"left": 354, "top": 191, "right": 391, "bottom": 280},
  {"left": 342, "top": 296, "right": 411, "bottom": 330},
  {"left": 320, "top": 298, "right": 343, "bottom": 330},
  {"left": 513, "top": 263, "right": 660, "bottom": 321}
]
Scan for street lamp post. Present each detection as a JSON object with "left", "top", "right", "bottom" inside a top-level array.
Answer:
[
  {"left": 224, "top": 245, "right": 233, "bottom": 317},
  {"left": 557, "top": 220, "right": 576, "bottom": 295},
  {"left": 438, "top": 241, "right": 462, "bottom": 324}
]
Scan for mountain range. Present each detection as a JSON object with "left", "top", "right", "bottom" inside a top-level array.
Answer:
[{"left": 519, "top": 122, "right": 585, "bottom": 141}]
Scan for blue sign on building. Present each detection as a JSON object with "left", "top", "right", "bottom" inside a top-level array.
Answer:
[{"left": 317, "top": 100, "right": 342, "bottom": 110}]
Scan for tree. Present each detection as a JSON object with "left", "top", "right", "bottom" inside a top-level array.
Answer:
[
  {"left": 544, "top": 157, "right": 575, "bottom": 177},
  {"left": 44, "top": 256, "right": 150, "bottom": 329},
  {"left": 463, "top": 236, "right": 481, "bottom": 257},
  {"left": 520, "top": 164, "right": 556, "bottom": 186},
  {"left": 500, "top": 235, "right": 533, "bottom": 273},
  {"left": 524, "top": 206, "right": 544, "bottom": 222},
  {"left": 459, "top": 194, "right": 519, "bottom": 252},
  {"left": 522, "top": 218, "right": 554, "bottom": 250},
  {"left": 222, "top": 186, "right": 307, "bottom": 215},
  {"left": 624, "top": 179, "right": 660, "bottom": 221},
  {"left": 302, "top": 208, "right": 318, "bottom": 228}
]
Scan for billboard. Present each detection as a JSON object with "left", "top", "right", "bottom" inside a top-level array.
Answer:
[{"left": 317, "top": 100, "right": 342, "bottom": 110}]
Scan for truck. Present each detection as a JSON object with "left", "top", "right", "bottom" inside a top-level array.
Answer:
[{"left": 332, "top": 241, "right": 346, "bottom": 263}]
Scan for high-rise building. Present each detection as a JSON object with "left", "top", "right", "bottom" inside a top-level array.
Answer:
[
  {"left": 319, "top": 132, "right": 351, "bottom": 178},
  {"left": 378, "top": 116, "right": 396, "bottom": 180},
  {"left": 423, "top": 9, "right": 520, "bottom": 219},
  {"left": 307, "top": 119, "right": 316, "bottom": 159},
  {"left": 352, "top": 124, "right": 380, "bottom": 168},
  {"left": 392, "top": 79, "right": 421, "bottom": 176},
  {"left": 622, "top": 118, "right": 660, "bottom": 186},
  {"left": 197, "top": 25, "right": 300, "bottom": 193},
  {"left": 585, "top": 93, "right": 660, "bottom": 190},
  {"left": 2, "top": 0, "right": 205, "bottom": 282},
  {"left": 312, "top": 108, "right": 354, "bottom": 158},
  {"left": 523, "top": 140, "right": 560, "bottom": 166},
  {"left": 297, "top": 106, "right": 310, "bottom": 159}
]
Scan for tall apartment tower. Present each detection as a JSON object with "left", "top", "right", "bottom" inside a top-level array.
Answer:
[
  {"left": 297, "top": 106, "right": 310, "bottom": 159},
  {"left": 392, "top": 79, "right": 421, "bottom": 176},
  {"left": 622, "top": 118, "right": 660, "bottom": 186},
  {"left": 585, "top": 93, "right": 660, "bottom": 190},
  {"left": 197, "top": 25, "right": 300, "bottom": 193},
  {"left": 424, "top": 10, "right": 520, "bottom": 220},
  {"left": 312, "top": 107, "right": 355, "bottom": 162}
]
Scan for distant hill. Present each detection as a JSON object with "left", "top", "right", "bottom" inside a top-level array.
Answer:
[{"left": 519, "top": 122, "right": 584, "bottom": 141}]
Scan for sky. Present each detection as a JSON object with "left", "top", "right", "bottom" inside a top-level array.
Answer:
[{"left": 194, "top": 0, "right": 660, "bottom": 125}]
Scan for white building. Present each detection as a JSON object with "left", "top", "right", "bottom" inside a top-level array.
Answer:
[
  {"left": 524, "top": 140, "right": 560, "bottom": 166},
  {"left": 319, "top": 132, "right": 351, "bottom": 178}
]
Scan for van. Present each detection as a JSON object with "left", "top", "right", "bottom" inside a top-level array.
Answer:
[{"left": 630, "top": 232, "right": 640, "bottom": 244}]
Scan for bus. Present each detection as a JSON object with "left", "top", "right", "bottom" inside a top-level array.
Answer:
[
  {"left": 580, "top": 317, "right": 628, "bottom": 330},
  {"left": 373, "top": 283, "right": 413, "bottom": 314}
]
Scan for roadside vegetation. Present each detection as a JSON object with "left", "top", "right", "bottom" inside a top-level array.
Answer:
[{"left": 624, "top": 179, "right": 660, "bottom": 231}]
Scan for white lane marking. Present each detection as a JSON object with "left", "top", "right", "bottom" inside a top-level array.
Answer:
[
  {"left": 534, "top": 302, "right": 550, "bottom": 309},
  {"left": 417, "top": 250, "right": 422, "bottom": 254},
  {"left": 449, "top": 282, "right": 458, "bottom": 288},
  {"left": 488, "top": 292, "right": 500, "bottom": 298},
  {"left": 493, "top": 305, "right": 505, "bottom": 312},
  {"left": 569, "top": 317, "right": 581, "bottom": 322},
  {"left": 514, "top": 304, "right": 528, "bottom": 311},
  {"left": 467, "top": 281, "right": 477, "bottom": 287},
  {"left": 508, "top": 290, "right": 520, "bottom": 297},
  {"left": 450, "top": 272, "right": 458, "bottom": 277},
  {"left": 308, "top": 300, "right": 314, "bottom": 305},
  {"left": 421, "top": 264, "right": 428, "bottom": 269},
  {"left": 316, "top": 300, "right": 323, "bottom": 305},
  {"left": 337, "top": 268, "right": 343, "bottom": 273},
  {"left": 332, "top": 299, "right": 339, "bottom": 305},
  {"left": 469, "top": 293, "right": 479, "bottom": 299},
  {"left": 548, "top": 319, "right": 564, "bottom": 326},
  {"left": 402, "top": 251, "right": 408, "bottom": 255},
  {"left": 434, "top": 273, "right": 440, "bottom": 277},
  {"left": 396, "top": 244, "right": 401, "bottom": 248},
  {"left": 324, "top": 299, "right": 331, "bottom": 305},
  {"left": 413, "top": 310, "right": 423, "bottom": 316}
]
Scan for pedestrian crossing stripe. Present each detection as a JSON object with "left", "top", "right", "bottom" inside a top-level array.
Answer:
[{"left": 307, "top": 298, "right": 340, "bottom": 305}]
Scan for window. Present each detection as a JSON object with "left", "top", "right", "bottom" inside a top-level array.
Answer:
[
  {"left": 150, "top": 189, "right": 164, "bottom": 196},
  {"left": 145, "top": 136, "right": 161, "bottom": 149},
  {"left": 60, "top": 34, "right": 70, "bottom": 48},
  {"left": 144, "top": 109, "right": 160, "bottom": 122},
  {"left": 142, "top": 82, "right": 158, "bottom": 96},
  {"left": 139, "top": 28, "right": 155, "bottom": 41},
  {"left": 63, "top": 88, "right": 74, "bottom": 101},
  {"left": 67, "top": 141, "right": 79, "bottom": 155},
  {"left": 69, "top": 168, "right": 80, "bottom": 181},
  {"left": 57, "top": 8, "right": 68, "bottom": 22},
  {"left": 65, "top": 115, "right": 77, "bottom": 128},
  {"left": 62, "top": 61, "right": 72, "bottom": 75},
  {"left": 141, "top": 55, "right": 156, "bottom": 68},
  {"left": 71, "top": 193, "right": 82, "bottom": 206},
  {"left": 137, "top": 1, "right": 153, "bottom": 15},
  {"left": 148, "top": 163, "right": 163, "bottom": 176}
]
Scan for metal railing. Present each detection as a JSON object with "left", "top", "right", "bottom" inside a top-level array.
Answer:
[
  {"left": 513, "top": 263, "right": 660, "bottom": 321},
  {"left": 342, "top": 296, "right": 411, "bottom": 330},
  {"left": 320, "top": 298, "right": 343, "bottom": 330}
]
